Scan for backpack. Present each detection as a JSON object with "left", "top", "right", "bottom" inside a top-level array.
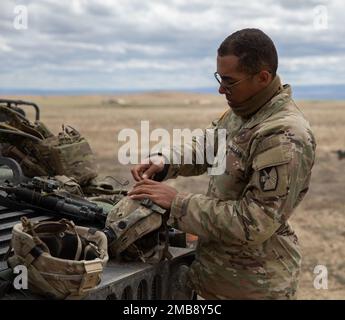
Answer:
[{"left": 0, "top": 103, "right": 98, "bottom": 186}]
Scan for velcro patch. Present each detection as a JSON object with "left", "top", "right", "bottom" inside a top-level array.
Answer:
[
  {"left": 253, "top": 144, "right": 292, "bottom": 171},
  {"left": 259, "top": 167, "right": 278, "bottom": 191}
]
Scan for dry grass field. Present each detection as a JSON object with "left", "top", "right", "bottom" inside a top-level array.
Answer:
[{"left": 6, "top": 93, "right": 345, "bottom": 299}]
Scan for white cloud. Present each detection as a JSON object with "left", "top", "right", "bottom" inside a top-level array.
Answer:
[
  {"left": 0, "top": 37, "right": 12, "bottom": 52},
  {"left": 0, "top": 0, "right": 344, "bottom": 90},
  {"left": 280, "top": 54, "right": 345, "bottom": 85}
]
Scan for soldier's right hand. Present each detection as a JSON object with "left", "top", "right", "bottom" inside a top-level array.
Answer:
[{"left": 131, "top": 155, "right": 165, "bottom": 181}]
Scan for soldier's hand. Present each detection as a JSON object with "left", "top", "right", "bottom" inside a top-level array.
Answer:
[
  {"left": 130, "top": 155, "right": 165, "bottom": 181},
  {"left": 128, "top": 179, "right": 177, "bottom": 209}
]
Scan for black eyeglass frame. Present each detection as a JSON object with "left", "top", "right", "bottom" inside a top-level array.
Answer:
[{"left": 214, "top": 72, "right": 254, "bottom": 91}]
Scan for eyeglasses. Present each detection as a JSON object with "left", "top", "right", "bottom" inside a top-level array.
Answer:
[{"left": 214, "top": 72, "right": 253, "bottom": 92}]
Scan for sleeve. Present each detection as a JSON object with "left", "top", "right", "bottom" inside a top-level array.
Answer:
[
  {"left": 169, "top": 134, "right": 315, "bottom": 246},
  {"left": 160, "top": 110, "right": 229, "bottom": 180}
]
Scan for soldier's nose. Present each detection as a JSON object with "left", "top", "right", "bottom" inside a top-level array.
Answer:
[{"left": 218, "top": 85, "right": 226, "bottom": 95}]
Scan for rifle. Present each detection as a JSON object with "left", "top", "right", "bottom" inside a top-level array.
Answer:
[{"left": 0, "top": 176, "right": 107, "bottom": 226}]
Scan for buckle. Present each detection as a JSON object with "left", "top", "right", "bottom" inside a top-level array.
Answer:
[{"left": 78, "top": 260, "right": 103, "bottom": 293}]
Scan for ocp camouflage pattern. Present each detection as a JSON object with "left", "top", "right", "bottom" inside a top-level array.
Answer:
[{"left": 165, "top": 80, "right": 316, "bottom": 299}]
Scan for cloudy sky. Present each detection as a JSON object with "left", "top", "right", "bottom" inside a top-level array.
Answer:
[{"left": 0, "top": 0, "right": 344, "bottom": 91}]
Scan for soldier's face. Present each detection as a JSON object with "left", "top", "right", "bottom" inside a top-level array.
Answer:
[{"left": 216, "top": 55, "right": 269, "bottom": 108}]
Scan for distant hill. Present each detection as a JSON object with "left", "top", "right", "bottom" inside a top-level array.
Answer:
[
  {"left": 1, "top": 84, "right": 345, "bottom": 100},
  {"left": 189, "top": 84, "right": 345, "bottom": 100}
]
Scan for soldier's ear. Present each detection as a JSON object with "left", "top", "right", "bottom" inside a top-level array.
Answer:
[{"left": 257, "top": 70, "right": 272, "bottom": 85}]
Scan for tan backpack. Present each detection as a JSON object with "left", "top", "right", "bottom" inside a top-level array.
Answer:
[{"left": 0, "top": 104, "right": 97, "bottom": 186}]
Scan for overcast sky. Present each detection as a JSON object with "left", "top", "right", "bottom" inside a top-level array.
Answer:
[{"left": 0, "top": 0, "right": 344, "bottom": 91}]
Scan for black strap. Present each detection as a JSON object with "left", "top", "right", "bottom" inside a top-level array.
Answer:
[
  {"left": 161, "top": 209, "right": 172, "bottom": 260},
  {"left": 29, "top": 245, "right": 45, "bottom": 259},
  {"left": 103, "top": 226, "right": 117, "bottom": 245}
]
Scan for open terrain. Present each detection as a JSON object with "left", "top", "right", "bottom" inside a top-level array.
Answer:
[{"left": 6, "top": 92, "right": 345, "bottom": 299}]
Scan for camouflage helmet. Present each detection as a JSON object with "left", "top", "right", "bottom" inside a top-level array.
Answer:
[
  {"left": 7, "top": 217, "right": 108, "bottom": 300},
  {"left": 104, "top": 197, "right": 171, "bottom": 263}
]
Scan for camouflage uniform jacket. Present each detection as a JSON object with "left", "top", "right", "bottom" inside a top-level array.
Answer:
[{"left": 164, "top": 80, "right": 316, "bottom": 299}]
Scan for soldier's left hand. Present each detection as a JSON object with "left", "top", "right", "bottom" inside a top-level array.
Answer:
[{"left": 128, "top": 179, "right": 178, "bottom": 209}]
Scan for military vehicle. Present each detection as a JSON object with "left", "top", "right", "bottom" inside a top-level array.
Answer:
[{"left": 0, "top": 99, "right": 195, "bottom": 300}]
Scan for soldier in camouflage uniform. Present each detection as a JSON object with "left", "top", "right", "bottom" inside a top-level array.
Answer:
[{"left": 129, "top": 28, "right": 316, "bottom": 299}]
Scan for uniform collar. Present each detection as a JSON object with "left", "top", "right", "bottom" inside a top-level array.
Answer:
[
  {"left": 242, "top": 83, "right": 293, "bottom": 129},
  {"left": 230, "top": 75, "right": 283, "bottom": 118}
]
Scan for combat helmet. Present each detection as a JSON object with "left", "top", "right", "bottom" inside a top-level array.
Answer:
[
  {"left": 103, "top": 197, "right": 172, "bottom": 263},
  {"left": 7, "top": 217, "right": 108, "bottom": 299}
]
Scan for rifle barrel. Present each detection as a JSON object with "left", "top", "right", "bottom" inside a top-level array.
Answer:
[{"left": 0, "top": 184, "right": 106, "bottom": 224}]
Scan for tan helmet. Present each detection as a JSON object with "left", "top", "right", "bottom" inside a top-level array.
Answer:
[
  {"left": 104, "top": 197, "right": 172, "bottom": 263},
  {"left": 7, "top": 217, "right": 108, "bottom": 300}
]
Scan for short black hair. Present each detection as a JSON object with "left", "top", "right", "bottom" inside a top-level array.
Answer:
[{"left": 218, "top": 28, "right": 278, "bottom": 77}]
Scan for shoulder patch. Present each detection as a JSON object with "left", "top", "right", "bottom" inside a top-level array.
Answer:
[
  {"left": 254, "top": 135, "right": 283, "bottom": 155},
  {"left": 252, "top": 144, "right": 292, "bottom": 196},
  {"left": 253, "top": 144, "right": 292, "bottom": 171}
]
